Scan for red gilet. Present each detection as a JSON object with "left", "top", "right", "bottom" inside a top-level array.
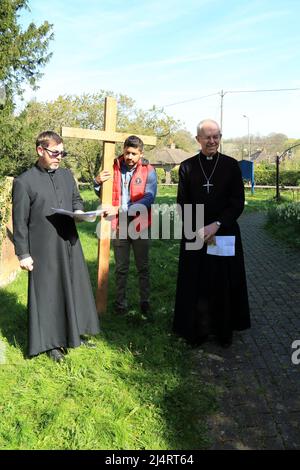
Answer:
[{"left": 111, "top": 156, "right": 153, "bottom": 232}]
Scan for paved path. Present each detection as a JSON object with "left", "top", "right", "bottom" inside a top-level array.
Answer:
[{"left": 193, "top": 212, "right": 300, "bottom": 450}]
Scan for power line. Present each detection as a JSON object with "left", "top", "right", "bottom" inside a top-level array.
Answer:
[
  {"left": 224, "top": 87, "right": 300, "bottom": 94},
  {"left": 163, "top": 92, "right": 220, "bottom": 108},
  {"left": 163, "top": 87, "right": 300, "bottom": 108},
  {"left": 163, "top": 87, "right": 300, "bottom": 152}
]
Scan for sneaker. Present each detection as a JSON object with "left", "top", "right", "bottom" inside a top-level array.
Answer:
[{"left": 46, "top": 348, "right": 65, "bottom": 362}]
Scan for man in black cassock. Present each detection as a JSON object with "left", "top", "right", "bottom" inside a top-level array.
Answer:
[
  {"left": 173, "top": 119, "right": 250, "bottom": 348},
  {"left": 12, "top": 131, "right": 100, "bottom": 362}
]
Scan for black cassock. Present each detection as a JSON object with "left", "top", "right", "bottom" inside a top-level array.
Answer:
[
  {"left": 173, "top": 152, "right": 250, "bottom": 344},
  {"left": 12, "top": 164, "right": 100, "bottom": 356}
]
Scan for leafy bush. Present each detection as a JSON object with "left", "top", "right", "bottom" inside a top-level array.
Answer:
[
  {"left": 254, "top": 164, "right": 300, "bottom": 186},
  {"left": 171, "top": 166, "right": 179, "bottom": 184},
  {"left": 280, "top": 170, "right": 300, "bottom": 186},
  {"left": 155, "top": 168, "right": 166, "bottom": 184}
]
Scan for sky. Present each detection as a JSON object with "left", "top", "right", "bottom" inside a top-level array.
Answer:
[{"left": 19, "top": 0, "right": 300, "bottom": 139}]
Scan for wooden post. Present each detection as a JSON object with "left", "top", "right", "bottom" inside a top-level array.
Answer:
[
  {"left": 62, "top": 97, "right": 156, "bottom": 314},
  {"left": 96, "top": 97, "right": 117, "bottom": 314}
]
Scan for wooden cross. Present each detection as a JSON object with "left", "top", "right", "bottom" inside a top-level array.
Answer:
[{"left": 62, "top": 97, "right": 157, "bottom": 314}]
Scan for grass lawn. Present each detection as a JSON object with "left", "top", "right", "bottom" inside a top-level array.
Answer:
[
  {"left": 244, "top": 187, "right": 297, "bottom": 212},
  {"left": 1, "top": 185, "right": 297, "bottom": 449},
  {"left": 0, "top": 186, "right": 217, "bottom": 450}
]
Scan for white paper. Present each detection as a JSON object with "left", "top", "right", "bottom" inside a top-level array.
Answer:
[
  {"left": 51, "top": 208, "right": 104, "bottom": 220},
  {"left": 207, "top": 236, "right": 236, "bottom": 256}
]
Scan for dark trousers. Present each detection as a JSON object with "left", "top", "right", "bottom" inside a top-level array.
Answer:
[{"left": 112, "top": 234, "right": 150, "bottom": 309}]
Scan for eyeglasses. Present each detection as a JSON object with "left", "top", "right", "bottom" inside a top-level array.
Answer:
[{"left": 43, "top": 147, "right": 68, "bottom": 158}]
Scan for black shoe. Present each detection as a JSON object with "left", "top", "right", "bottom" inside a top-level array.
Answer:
[
  {"left": 46, "top": 348, "right": 65, "bottom": 362},
  {"left": 80, "top": 337, "right": 97, "bottom": 348},
  {"left": 190, "top": 335, "right": 208, "bottom": 348},
  {"left": 218, "top": 336, "right": 233, "bottom": 348}
]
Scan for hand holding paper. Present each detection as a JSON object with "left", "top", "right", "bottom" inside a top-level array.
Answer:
[
  {"left": 51, "top": 207, "right": 104, "bottom": 222},
  {"left": 74, "top": 210, "right": 96, "bottom": 223},
  {"left": 207, "top": 236, "right": 236, "bottom": 256}
]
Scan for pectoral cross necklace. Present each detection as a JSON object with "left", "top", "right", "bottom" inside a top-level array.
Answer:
[{"left": 198, "top": 153, "right": 220, "bottom": 193}]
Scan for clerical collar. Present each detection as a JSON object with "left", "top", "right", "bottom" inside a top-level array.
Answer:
[
  {"left": 36, "top": 162, "right": 57, "bottom": 173},
  {"left": 200, "top": 151, "right": 218, "bottom": 161}
]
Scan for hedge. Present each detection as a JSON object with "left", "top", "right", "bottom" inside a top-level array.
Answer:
[
  {"left": 157, "top": 165, "right": 299, "bottom": 186},
  {"left": 254, "top": 166, "right": 299, "bottom": 186},
  {"left": 155, "top": 168, "right": 166, "bottom": 184},
  {"left": 170, "top": 166, "right": 179, "bottom": 184}
]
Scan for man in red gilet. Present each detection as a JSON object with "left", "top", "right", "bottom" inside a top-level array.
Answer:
[{"left": 94, "top": 135, "right": 157, "bottom": 319}]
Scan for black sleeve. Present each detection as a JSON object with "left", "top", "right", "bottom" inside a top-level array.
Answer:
[
  {"left": 12, "top": 178, "right": 31, "bottom": 257},
  {"left": 93, "top": 178, "right": 102, "bottom": 198},
  {"left": 177, "top": 163, "right": 191, "bottom": 207},
  {"left": 219, "top": 160, "right": 245, "bottom": 227}
]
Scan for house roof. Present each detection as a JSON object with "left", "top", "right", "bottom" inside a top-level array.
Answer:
[
  {"left": 250, "top": 149, "right": 271, "bottom": 162},
  {"left": 146, "top": 147, "right": 192, "bottom": 165}
]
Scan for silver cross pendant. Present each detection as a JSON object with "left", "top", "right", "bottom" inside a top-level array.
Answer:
[{"left": 203, "top": 181, "right": 213, "bottom": 193}]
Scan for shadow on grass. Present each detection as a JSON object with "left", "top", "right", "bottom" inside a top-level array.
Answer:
[
  {"left": 0, "top": 269, "right": 214, "bottom": 449},
  {"left": 84, "top": 236, "right": 216, "bottom": 449},
  {"left": 0, "top": 288, "right": 27, "bottom": 356}
]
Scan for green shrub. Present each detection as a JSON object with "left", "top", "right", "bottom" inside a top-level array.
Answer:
[
  {"left": 171, "top": 166, "right": 179, "bottom": 184},
  {"left": 254, "top": 165, "right": 276, "bottom": 185},
  {"left": 280, "top": 170, "right": 300, "bottom": 186},
  {"left": 254, "top": 164, "right": 300, "bottom": 186},
  {"left": 156, "top": 168, "right": 166, "bottom": 184}
]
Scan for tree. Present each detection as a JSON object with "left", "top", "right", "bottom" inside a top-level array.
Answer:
[
  {"left": 16, "top": 93, "right": 183, "bottom": 180},
  {"left": 0, "top": 0, "right": 53, "bottom": 102},
  {"left": 0, "top": 0, "right": 53, "bottom": 176},
  {"left": 172, "top": 129, "right": 198, "bottom": 153}
]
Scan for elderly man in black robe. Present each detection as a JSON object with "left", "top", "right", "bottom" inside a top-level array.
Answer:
[
  {"left": 173, "top": 119, "right": 250, "bottom": 348},
  {"left": 12, "top": 131, "right": 100, "bottom": 362}
]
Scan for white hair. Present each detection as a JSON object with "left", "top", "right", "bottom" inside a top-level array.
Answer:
[{"left": 197, "top": 119, "right": 221, "bottom": 136}]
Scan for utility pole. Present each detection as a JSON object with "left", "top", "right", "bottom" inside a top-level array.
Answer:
[
  {"left": 220, "top": 89, "right": 225, "bottom": 153},
  {"left": 243, "top": 114, "right": 251, "bottom": 160}
]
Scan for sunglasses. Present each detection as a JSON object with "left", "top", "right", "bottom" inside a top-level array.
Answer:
[{"left": 43, "top": 147, "right": 68, "bottom": 158}]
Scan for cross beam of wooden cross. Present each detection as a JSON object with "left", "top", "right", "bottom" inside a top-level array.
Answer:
[{"left": 62, "top": 97, "right": 157, "bottom": 314}]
